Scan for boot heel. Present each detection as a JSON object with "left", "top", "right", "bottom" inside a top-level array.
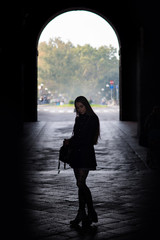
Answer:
[
  {"left": 70, "top": 209, "right": 86, "bottom": 226},
  {"left": 82, "top": 213, "right": 92, "bottom": 228},
  {"left": 88, "top": 210, "right": 98, "bottom": 223}
]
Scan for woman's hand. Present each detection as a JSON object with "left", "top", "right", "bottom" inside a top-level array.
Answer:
[{"left": 63, "top": 139, "right": 70, "bottom": 146}]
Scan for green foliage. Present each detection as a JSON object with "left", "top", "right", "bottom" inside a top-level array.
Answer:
[
  {"left": 38, "top": 38, "right": 119, "bottom": 103},
  {"left": 69, "top": 100, "right": 74, "bottom": 104}
]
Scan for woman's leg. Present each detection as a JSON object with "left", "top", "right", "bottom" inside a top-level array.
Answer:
[
  {"left": 73, "top": 169, "right": 98, "bottom": 223},
  {"left": 74, "top": 169, "right": 89, "bottom": 212},
  {"left": 70, "top": 169, "right": 89, "bottom": 226}
]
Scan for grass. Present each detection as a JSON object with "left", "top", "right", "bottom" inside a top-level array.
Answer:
[{"left": 48, "top": 103, "right": 108, "bottom": 108}]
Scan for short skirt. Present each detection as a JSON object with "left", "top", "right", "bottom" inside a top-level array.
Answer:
[{"left": 69, "top": 145, "right": 97, "bottom": 170}]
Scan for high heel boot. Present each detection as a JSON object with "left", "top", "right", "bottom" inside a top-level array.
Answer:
[
  {"left": 70, "top": 209, "right": 87, "bottom": 226},
  {"left": 84, "top": 186, "right": 98, "bottom": 224},
  {"left": 70, "top": 188, "right": 87, "bottom": 226},
  {"left": 88, "top": 209, "right": 98, "bottom": 224}
]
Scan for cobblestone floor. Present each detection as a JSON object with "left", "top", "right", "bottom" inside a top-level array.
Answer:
[{"left": 21, "top": 121, "right": 160, "bottom": 239}]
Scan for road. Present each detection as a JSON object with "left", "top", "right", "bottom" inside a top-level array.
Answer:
[
  {"left": 23, "top": 106, "right": 154, "bottom": 240},
  {"left": 38, "top": 105, "right": 119, "bottom": 122}
]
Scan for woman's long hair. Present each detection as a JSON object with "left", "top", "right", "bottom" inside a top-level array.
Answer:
[{"left": 74, "top": 96, "right": 100, "bottom": 144}]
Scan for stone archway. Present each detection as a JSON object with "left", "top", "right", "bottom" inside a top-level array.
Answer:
[{"left": 37, "top": 9, "right": 121, "bottom": 120}]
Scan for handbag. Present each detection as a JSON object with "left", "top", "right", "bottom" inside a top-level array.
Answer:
[
  {"left": 59, "top": 144, "right": 71, "bottom": 164},
  {"left": 58, "top": 143, "right": 72, "bottom": 173}
]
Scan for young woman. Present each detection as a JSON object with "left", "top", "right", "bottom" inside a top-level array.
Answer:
[{"left": 64, "top": 96, "right": 100, "bottom": 227}]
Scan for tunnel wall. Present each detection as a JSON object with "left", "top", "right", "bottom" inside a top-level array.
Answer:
[{"left": 1, "top": 1, "right": 160, "bottom": 142}]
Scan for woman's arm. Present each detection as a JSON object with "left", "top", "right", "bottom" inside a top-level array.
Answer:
[{"left": 63, "top": 117, "right": 78, "bottom": 146}]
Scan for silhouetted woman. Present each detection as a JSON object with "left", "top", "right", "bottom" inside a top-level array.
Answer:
[{"left": 64, "top": 96, "right": 100, "bottom": 227}]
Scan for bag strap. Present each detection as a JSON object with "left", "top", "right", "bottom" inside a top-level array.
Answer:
[
  {"left": 58, "top": 160, "right": 61, "bottom": 174},
  {"left": 58, "top": 160, "right": 67, "bottom": 174}
]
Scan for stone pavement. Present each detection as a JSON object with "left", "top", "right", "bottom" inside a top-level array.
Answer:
[{"left": 21, "top": 120, "right": 160, "bottom": 240}]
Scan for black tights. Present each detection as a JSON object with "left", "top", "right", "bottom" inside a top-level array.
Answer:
[{"left": 74, "top": 169, "right": 94, "bottom": 213}]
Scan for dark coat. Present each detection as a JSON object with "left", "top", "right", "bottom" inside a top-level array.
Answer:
[{"left": 69, "top": 113, "right": 99, "bottom": 170}]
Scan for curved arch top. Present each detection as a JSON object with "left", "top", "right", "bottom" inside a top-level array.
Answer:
[{"left": 37, "top": 9, "right": 121, "bottom": 51}]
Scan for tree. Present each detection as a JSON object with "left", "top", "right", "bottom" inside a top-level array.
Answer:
[{"left": 38, "top": 38, "right": 119, "bottom": 103}]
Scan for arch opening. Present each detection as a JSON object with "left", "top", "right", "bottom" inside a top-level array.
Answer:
[{"left": 37, "top": 10, "right": 120, "bottom": 121}]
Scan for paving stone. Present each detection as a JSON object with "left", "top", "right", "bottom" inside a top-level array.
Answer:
[{"left": 22, "top": 121, "right": 160, "bottom": 239}]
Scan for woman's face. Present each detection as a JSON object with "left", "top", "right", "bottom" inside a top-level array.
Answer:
[{"left": 76, "top": 102, "right": 86, "bottom": 115}]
